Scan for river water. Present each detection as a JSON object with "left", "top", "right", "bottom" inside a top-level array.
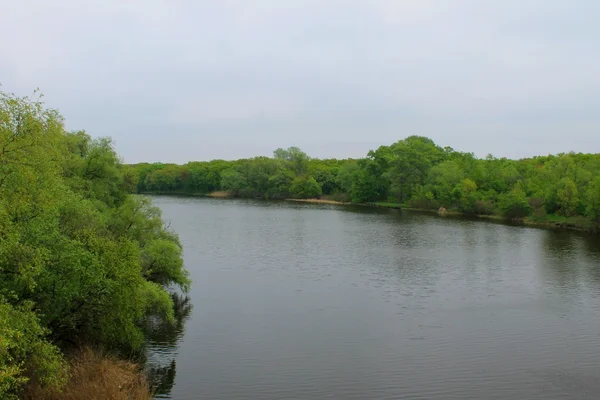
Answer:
[{"left": 147, "top": 196, "right": 600, "bottom": 400}]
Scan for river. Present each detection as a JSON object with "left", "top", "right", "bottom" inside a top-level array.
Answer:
[{"left": 147, "top": 196, "right": 600, "bottom": 400}]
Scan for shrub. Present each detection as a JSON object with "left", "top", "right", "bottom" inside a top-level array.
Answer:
[
  {"left": 499, "top": 186, "right": 532, "bottom": 219},
  {"left": 290, "top": 176, "right": 322, "bottom": 199}
]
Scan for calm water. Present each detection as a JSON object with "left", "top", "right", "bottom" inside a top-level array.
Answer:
[{"left": 147, "top": 196, "right": 600, "bottom": 400}]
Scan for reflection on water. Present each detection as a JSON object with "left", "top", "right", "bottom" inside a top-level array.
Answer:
[
  {"left": 148, "top": 360, "right": 177, "bottom": 398},
  {"left": 148, "top": 196, "right": 600, "bottom": 400},
  {"left": 144, "top": 293, "right": 192, "bottom": 398},
  {"left": 540, "top": 231, "right": 600, "bottom": 295}
]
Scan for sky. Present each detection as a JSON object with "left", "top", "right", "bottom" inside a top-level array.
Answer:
[{"left": 1, "top": 0, "right": 599, "bottom": 163}]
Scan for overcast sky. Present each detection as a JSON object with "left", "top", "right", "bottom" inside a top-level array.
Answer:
[{"left": 1, "top": 1, "right": 599, "bottom": 163}]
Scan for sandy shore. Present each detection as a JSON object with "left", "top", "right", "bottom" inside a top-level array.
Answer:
[{"left": 285, "top": 198, "right": 350, "bottom": 205}]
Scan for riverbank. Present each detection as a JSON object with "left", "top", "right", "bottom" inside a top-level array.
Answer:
[
  {"left": 23, "top": 349, "right": 152, "bottom": 400},
  {"left": 140, "top": 190, "right": 234, "bottom": 198},
  {"left": 285, "top": 198, "right": 597, "bottom": 233},
  {"left": 286, "top": 198, "right": 350, "bottom": 205},
  {"left": 369, "top": 202, "right": 596, "bottom": 233},
  {"left": 140, "top": 193, "right": 597, "bottom": 234}
]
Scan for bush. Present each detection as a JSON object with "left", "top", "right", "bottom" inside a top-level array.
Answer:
[
  {"left": 290, "top": 176, "right": 322, "bottom": 199},
  {"left": 0, "top": 302, "right": 67, "bottom": 399},
  {"left": 456, "top": 179, "right": 479, "bottom": 214},
  {"left": 407, "top": 196, "right": 440, "bottom": 210},
  {"left": 0, "top": 90, "right": 189, "bottom": 397},
  {"left": 474, "top": 199, "right": 495, "bottom": 215},
  {"left": 499, "top": 186, "right": 532, "bottom": 219},
  {"left": 407, "top": 187, "right": 439, "bottom": 210},
  {"left": 585, "top": 177, "right": 600, "bottom": 230}
]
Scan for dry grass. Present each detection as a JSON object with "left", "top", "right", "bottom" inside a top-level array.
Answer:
[
  {"left": 207, "top": 191, "right": 232, "bottom": 198},
  {"left": 286, "top": 198, "right": 349, "bottom": 205},
  {"left": 23, "top": 348, "right": 151, "bottom": 400}
]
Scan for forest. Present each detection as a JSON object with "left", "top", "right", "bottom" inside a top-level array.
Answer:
[
  {"left": 0, "top": 91, "right": 189, "bottom": 399},
  {"left": 127, "top": 137, "right": 600, "bottom": 232},
  {"left": 2, "top": 86, "right": 599, "bottom": 396}
]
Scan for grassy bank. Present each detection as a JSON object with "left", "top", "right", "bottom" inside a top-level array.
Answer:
[
  {"left": 23, "top": 349, "right": 151, "bottom": 400},
  {"left": 143, "top": 193, "right": 598, "bottom": 234},
  {"left": 366, "top": 202, "right": 596, "bottom": 232},
  {"left": 139, "top": 190, "right": 234, "bottom": 198},
  {"left": 207, "top": 191, "right": 233, "bottom": 198},
  {"left": 285, "top": 198, "right": 350, "bottom": 205},
  {"left": 140, "top": 191, "right": 208, "bottom": 197}
]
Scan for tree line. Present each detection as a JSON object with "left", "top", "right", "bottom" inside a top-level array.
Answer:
[
  {"left": 0, "top": 91, "right": 189, "bottom": 398},
  {"left": 126, "top": 136, "right": 600, "bottom": 231}
]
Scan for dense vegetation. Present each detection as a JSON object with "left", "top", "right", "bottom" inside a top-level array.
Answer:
[
  {"left": 0, "top": 91, "right": 189, "bottom": 399},
  {"left": 127, "top": 137, "right": 600, "bottom": 231}
]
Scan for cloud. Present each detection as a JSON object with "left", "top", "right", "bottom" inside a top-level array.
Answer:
[
  {"left": 168, "top": 93, "right": 299, "bottom": 123},
  {"left": 1, "top": 0, "right": 599, "bottom": 162}
]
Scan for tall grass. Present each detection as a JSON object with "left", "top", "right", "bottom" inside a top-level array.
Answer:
[{"left": 23, "top": 348, "right": 151, "bottom": 400}]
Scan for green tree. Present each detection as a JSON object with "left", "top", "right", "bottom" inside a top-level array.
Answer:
[
  {"left": 0, "top": 90, "right": 189, "bottom": 397},
  {"left": 219, "top": 168, "right": 245, "bottom": 194},
  {"left": 290, "top": 176, "right": 322, "bottom": 199},
  {"left": 267, "top": 169, "right": 295, "bottom": 199},
  {"left": 557, "top": 177, "right": 579, "bottom": 217},
  {"left": 119, "top": 130, "right": 600, "bottom": 230},
  {"left": 499, "top": 185, "right": 531, "bottom": 219},
  {"left": 457, "top": 178, "right": 479, "bottom": 214},
  {"left": 351, "top": 167, "right": 381, "bottom": 203},
  {"left": 386, "top": 136, "right": 445, "bottom": 203},
  {"left": 273, "top": 146, "right": 309, "bottom": 175},
  {"left": 336, "top": 162, "right": 359, "bottom": 194},
  {"left": 585, "top": 176, "right": 600, "bottom": 229},
  {"left": 427, "top": 160, "right": 464, "bottom": 206},
  {"left": 0, "top": 302, "right": 67, "bottom": 399}
]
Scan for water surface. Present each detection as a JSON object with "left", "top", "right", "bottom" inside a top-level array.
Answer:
[{"left": 149, "top": 196, "right": 600, "bottom": 400}]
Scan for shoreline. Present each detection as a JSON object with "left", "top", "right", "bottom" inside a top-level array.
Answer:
[
  {"left": 285, "top": 199, "right": 598, "bottom": 234},
  {"left": 380, "top": 205, "right": 595, "bottom": 234},
  {"left": 142, "top": 193, "right": 597, "bottom": 234},
  {"left": 285, "top": 198, "right": 350, "bottom": 205}
]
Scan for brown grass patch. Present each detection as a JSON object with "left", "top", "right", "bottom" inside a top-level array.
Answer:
[
  {"left": 23, "top": 348, "right": 151, "bottom": 400},
  {"left": 207, "top": 191, "right": 232, "bottom": 198}
]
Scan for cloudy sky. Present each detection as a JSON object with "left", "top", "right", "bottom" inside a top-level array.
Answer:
[{"left": 1, "top": 1, "right": 598, "bottom": 163}]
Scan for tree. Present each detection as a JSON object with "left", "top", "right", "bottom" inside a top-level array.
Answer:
[
  {"left": 267, "top": 169, "right": 295, "bottom": 199},
  {"left": 219, "top": 168, "right": 245, "bottom": 194},
  {"left": 0, "top": 302, "right": 67, "bottom": 399},
  {"left": 585, "top": 176, "right": 600, "bottom": 229},
  {"left": 499, "top": 185, "right": 531, "bottom": 219},
  {"left": 427, "top": 160, "right": 464, "bottom": 206},
  {"left": 309, "top": 163, "right": 338, "bottom": 195},
  {"left": 386, "top": 136, "right": 445, "bottom": 203},
  {"left": 351, "top": 167, "right": 381, "bottom": 203},
  {"left": 336, "top": 162, "right": 359, "bottom": 194},
  {"left": 557, "top": 177, "right": 579, "bottom": 217},
  {"left": 0, "top": 90, "right": 189, "bottom": 397},
  {"left": 290, "top": 176, "right": 322, "bottom": 199},
  {"left": 457, "top": 178, "right": 479, "bottom": 214},
  {"left": 273, "top": 146, "right": 309, "bottom": 175},
  {"left": 120, "top": 130, "right": 600, "bottom": 230}
]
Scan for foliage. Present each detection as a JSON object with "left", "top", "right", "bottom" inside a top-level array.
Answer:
[
  {"left": 457, "top": 178, "right": 479, "bottom": 214},
  {"left": 0, "top": 90, "right": 188, "bottom": 398},
  {"left": 556, "top": 177, "right": 579, "bottom": 217},
  {"left": 499, "top": 185, "right": 532, "bottom": 219},
  {"left": 0, "top": 302, "right": 67, "bottom": 399},
  {"left": 407, "top": 186, "right": 439, "bottom": 210},
  {"left": 122, "top": 109, "right": 600, "bottom": 229},
  {"left": 585, "top": 177, "right": 600, "bottom": 230},
  {"left": 290, "top": 176, "right": 322, "bottom": 199}
]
